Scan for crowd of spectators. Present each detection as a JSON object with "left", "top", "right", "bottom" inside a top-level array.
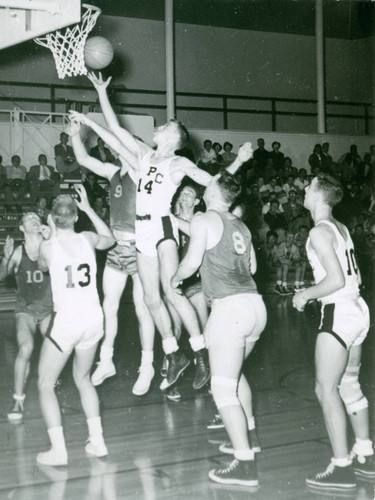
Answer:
[{"left": 1, "top": 133, "right": 374, "bottom": 293}]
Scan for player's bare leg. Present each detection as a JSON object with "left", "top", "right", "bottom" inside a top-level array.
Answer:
[
  {"left": 73, "top": 344, "right": 108, "bottom": 458},
  {"left": 8, "top": 315, "right": 36, "bottom": 422},
  {"left": 91, "top": 266, "right": 128, "bottom": 385},
  {"left": 158, "top": 240, "right": 210, "bottom": 390},
  {"left": 137, "top": 252, "right": 190, "bottom": 389},
  {"left": 37, "top": 339, "right": 71, "bottom": 466},
  {"left": 131, "top": 272, "right": 156, "bottom": 396}
]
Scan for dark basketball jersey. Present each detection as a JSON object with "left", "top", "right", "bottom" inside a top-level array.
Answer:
[
  {"left": 200, "top": 211, "right": 258, "bottom": 305},
  {"left": 179, "top": 230, "right": 200, "bottom": 289},
  {"left": 15, "top": 245, "right": 53, "bottom": 312},
  {"left": 109, "top": 170, "right": 136, "bottom": 233}
]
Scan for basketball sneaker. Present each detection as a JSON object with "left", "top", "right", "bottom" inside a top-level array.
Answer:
[
  {"left": 91, "top": 359, "right": 116, "bottom": 386},
  {"left": 274, "top": 284, "right": 285, "bottom": 295},
  {"left": 306, "top": 461, "right": 357, "bottom": 490},
  {"left": 208, "top": 458, "right": 259, "bottom": 486},
  {"left": 282, "top": 286, "right": 293, "bottom": 295},
  {"left": 37, "top": 448, "right": 68, "bottom": 466},
  {"left": 160, "top": 355, "right": 168, "bottom": 378},
  {"left": 132, "top": 364, "right": 155, "bottom": 396},
  {"left": 166, "top": 387, "right": 181, "bottom": 401},
  {"left": 192, "top": 348, "right": 210, "bottom": 390},
  {"left": 207, "top": 414, "right": 224, "bottom": 430},
  {"left": 85, "top": 437, "right": 108, "bottom": 458},
  {"left": 7, "top": 394, "right": 25, "bottom": 422},
  {"left": 159, "top": 350, "right": 190, "bottom": 390},
  {"left": 350, "top": 450, "right": 375, "bottom": 480}
]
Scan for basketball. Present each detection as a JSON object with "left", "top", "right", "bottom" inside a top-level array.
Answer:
[{"left": 84, "top": 36, "right": 114, "bottom": 70}]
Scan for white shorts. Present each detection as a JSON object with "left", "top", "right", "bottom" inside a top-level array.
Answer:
[
  {"left": 204, "top": 293, "right": 267, "bottom": 349},
  {"left": 135, "top": 215, "right": 179, "bottom": 257},
  {"left": 48, "top": 302, "right": 103, "bottom": 354},
  {"left": 319, "top": 296, "right": 369, "bottom": 349}
]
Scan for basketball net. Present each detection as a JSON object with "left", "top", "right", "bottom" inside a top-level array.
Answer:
[{"left": 34, "top": 4, "right": 101, "bottom": 79}]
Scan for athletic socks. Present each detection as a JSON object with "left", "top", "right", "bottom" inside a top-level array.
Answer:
[
  {"left": 86, "top": 416, "right": 108, "bottom": 458},
  {"left": 247, "top": 416, "right": 255, "bottom": 431},
  {"left": 353, "top": 438, "right": 374, "bottom": 456},
  {"left": 37, "top": 426, "right": 68, "bottom": 466},
  {"left": 100, "top": 345, "right": 114, "bottom": 361},
  {"left": 140, "top": 350, "right": 154, "bottom": 365},
  {"left": 332, "top": 457, "right": 352, "bottom": 467},
  {"left": 234, "top": 449, "right": 254, "bottom": 461},
  {"left": 162, "top": 337, "right": 178, "bottom": 355},
  {"left": 189, "top": 335, "right": 205, "bottom": 352}
]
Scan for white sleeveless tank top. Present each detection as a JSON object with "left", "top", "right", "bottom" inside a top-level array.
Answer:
[
  {"left": 136, "top": 151, "right": 179, "bottom": 218},
  {"left": 306, "top": 220, "right": 360, "bottom": 304},
  {"left": 49, "top": 234, "right": 99, "bottom": 311}
]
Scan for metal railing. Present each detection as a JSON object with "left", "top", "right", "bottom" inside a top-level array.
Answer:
[{"left": 0, "top": 80, "right": 373, "bottom": 133}]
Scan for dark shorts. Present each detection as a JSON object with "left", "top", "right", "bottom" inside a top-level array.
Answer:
[
  {"left": 105, "top": 241, "right": 138, "bottom": 276},
  {"left": 182, "top": 279, "right": 203, "bottom": 299},
  {"left": 15, "top": 300, "right": 53, "bottom": 323}
]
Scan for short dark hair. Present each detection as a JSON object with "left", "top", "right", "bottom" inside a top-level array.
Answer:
[
  {"left": 315, "top": 174, "right": 343, "bottom": 207},
  {"left": 266, "top": 230, "right": 278, "bottom": 240},
  {"left": 52, "top": 195, "right": 77, "bottom": 229},
  {"left": 272, "top": 141, "right": 281, "bottom": 148},
  {"left": 223, "top": 141, "right": 233, "bottom": 150},
  {"left": 217, "top": 171, "right": 241, "bottom": 205},
  {"left": 213, "top": 142, "right": 222, "bottom": 151}
]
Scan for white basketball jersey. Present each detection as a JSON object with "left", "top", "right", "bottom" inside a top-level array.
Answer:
[
  {"left": 136, "top": 151, "right": 179, "bottom": 217},
  {"left": 49, "top": 234, "right": 99, "bottom": 311},
  {"left": 306, "top": 220, "right": 360, "bottom": 304}
]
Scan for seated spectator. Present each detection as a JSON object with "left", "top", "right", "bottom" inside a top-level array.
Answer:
[
  {"left": 282, "top": 189, "right": 308, "bottom": 233},
  {"left": 321, "top": 142, "right": 333, "bottom": 172},
  {"left": 212, "top": 142, "right": 224, "bottom": 165},
  {"left": 34, "top": 196, "right": 50, "bottom": 224},
  {"left": 284, "top": 157, "right": 298, "bottom": 178},
  {"left": 263, "top": 157, "right": 277, "bottom": 183},
  {"left": 93, "top": 195, "right": 109, "bottom": 224},
  {"left": 5, "top": 155, "right": 28, "bottom": 204},
  {"left": 196, "top": 139, "right": 216, "bottom": 168},
  {"left": 282, "top": 174, "right": 296, "bottom": 196},
  {"left": 257, "top": 176, "right": 269, "bottom": 195},
  {"left": 221, "top": 141, "right": 236, "bottom": 165},
  {"left": 294, "top": 168, "right": 309, "bottom": 193},
  {"left": 277, "top": 189, "right": 288, "bottom": 206},
  {"left": 264, "top": 230, "right": 279, "bottom": 272},
  {"left": 293, "top": 224, "right": 310, "bottom": 289},
  {"left": 266, "top": 176, "right": 282, "bottom": 195},
  {"left": 270, "top": 141, "right": 285, "bottom": 168},
  {"left": 264, "top": 199, "right": 287, "bottom": 242},
  {"left": 275, "top": 231, "right": 301, "bottom": 295},
  {"left": 83, "top": 172, "right": 107, "bottom": 206},
  {"left": 308, "top": 144, "right": 322, "bottom": 172},
  {"left": 90, "top": 137, "right": 118, "bottom": 165},
  {"left": 27, "top": 154, "right": 60, "bottom": 199},
  {"left": 54, "top": 131, "right": 82, "bottom": 179}
]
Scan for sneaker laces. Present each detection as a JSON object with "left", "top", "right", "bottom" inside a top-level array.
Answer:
[
  {"left": 218, "top": 459, "right": 239, "bottom": 474},
  {"left": 316, "top": 462, "right": 335, "bottom": 479}
]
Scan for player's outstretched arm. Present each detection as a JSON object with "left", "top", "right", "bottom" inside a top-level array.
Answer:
[
  {"left": 74, "top": 185, "right": 115, "bottom": 250},
  {"left": 69, "top": 110, "right": 136, "bottom": 164},
  {"left": 68, "top": 120, "right": 118, "bottom": 181},
  {"left": 171, "top": 214, "right": 207, "bottom": 288},
  {"left": 87, "top": 72, "right": 151, "bottom": 156},
  {"left": 292, "top": 226, "right": 344, "bottom": 311},
  {"left": 226, "top": 142, "right": 254, "bottom": 175}
]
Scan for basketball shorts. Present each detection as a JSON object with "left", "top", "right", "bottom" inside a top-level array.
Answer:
[
  {"left": 182, "top": 278, "right": 203, "bottom": 299},
  {"left": 106, "top": 241, "right": 138, "bottom": 276},
  {"left": 48, "top": 302, "right": 103, "bottom": 354},
  {"left": 15, "top": 300, "right": 53, "bottom": 323},
  {"left": 204, "top": 293, "right": 267, "bottom": 349},
  {"left": 135, "top": 215, "right": 179, "bottom": 257},
  {"left": 318, "top": 296, "right": 369, "bottom": 349}
]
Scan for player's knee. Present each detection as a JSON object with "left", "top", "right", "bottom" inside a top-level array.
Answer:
[
  {"left": 103, "top": 295, "right": 120, "bottom": 316},
  {"left": 210, "top": 376, "right": 240, "bottom": 410},
  {"left": 143, "top": 290, "right": 162, "bottom": 311},
  {"left": 72, "top": 369, "right": 90, "bottom": 389},
  {"left": 38, "top": 372, "right": 55, "bottom": 392},
  {"left": 339, "top": 366, "right": 368, "bottom": 415},
  {"left": 18, "top": 341, "right": 34, "bottom": 361}
]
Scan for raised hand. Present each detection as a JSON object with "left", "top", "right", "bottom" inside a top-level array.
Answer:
[
  {"left": 87, "top": 71, "right": 112, "bottom": 91},
  {"left": 3, "top": 235, "right": 14, "bottom": 260},
  {"left": 73, "top": 184, "right": 91, "bottom": 213},
  {"left": 237, "top": 142, "right": 253, "bottom": 163},
  {"left": 67, "top": 119, "right": 81, "bottom": 137},
  {"left": 39, "top": 224, "right": 51, "bottom": 240},
  {"left": 69, "top": 110, "right": 90, "bottom": 126}
]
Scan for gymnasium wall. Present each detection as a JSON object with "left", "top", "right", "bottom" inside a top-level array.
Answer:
[{"left": 0, "top": 16, "right": 372, "bottom": 133}]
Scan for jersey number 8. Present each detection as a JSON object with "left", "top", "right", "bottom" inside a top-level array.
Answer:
[{"left": 232, "top": 231, "right": 246, "bottom": 255}]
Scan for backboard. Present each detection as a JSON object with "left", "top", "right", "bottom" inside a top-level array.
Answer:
[{"left": 0, "top": 0, "right": 81, "bottom": 50}]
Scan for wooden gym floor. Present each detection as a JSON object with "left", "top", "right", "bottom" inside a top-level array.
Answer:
[{"left": 0, "top": 286, "right": 373, "bottom": 500}]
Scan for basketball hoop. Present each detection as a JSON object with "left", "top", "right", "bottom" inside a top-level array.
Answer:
[{"left": 34, "top": 4, "right": 101, "bottom": 79}]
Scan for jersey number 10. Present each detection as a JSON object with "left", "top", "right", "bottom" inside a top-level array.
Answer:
[{"left": 345, "top": 249, "right": 358, "bottom": 276}]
